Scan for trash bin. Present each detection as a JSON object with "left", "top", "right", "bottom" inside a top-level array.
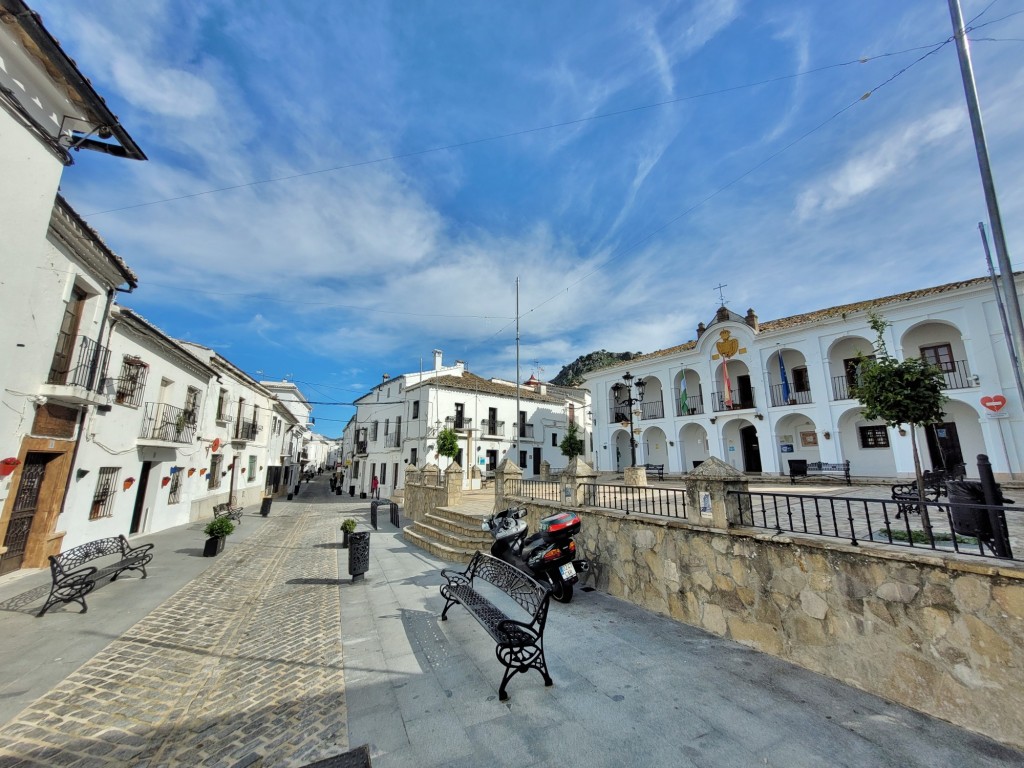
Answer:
[
  {"left": 287, "top": 492, "right": 293, "bottom": 501},
  {"left": 260, "top": 496, "right": 273, "bottom": 517},
  {"left": 335, "top": 485, "right": 342, "bottom": 495},
  {"left": 370, "top": 500, "right": 379, "bottom": 530},
  {"left": 349, "top": 485, "right": 355, "bottom": 497},
  {"left": 294, "top": 484, "right": 301, "bottom": 497},
  {"left": 348, "top": 531, "right": 370, "bottom": 582},
  {"left": 946, "top": 481, "right": 992, "bottom": 540}
]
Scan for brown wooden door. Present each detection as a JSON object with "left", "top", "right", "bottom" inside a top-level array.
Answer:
[
  {"left": 0, "top": 454, "right": 50, "bottom": 575},
  {"left": 48, "top": 287, "right": 86, "bottom": 384}
]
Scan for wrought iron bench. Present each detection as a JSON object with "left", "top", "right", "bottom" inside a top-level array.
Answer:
[
  {"left": 38, "top": 535, "right": 154, "bottom": 617},
  {"left": 890, "top": 482, "right": 941, "bottom": 520},
  {"left": 440, "top": 551, "right": 553, "bottom": 701},
  {"left": 213, "top": 501, "right": 243, "bottom": 525},
  {"left": 643, "top": 463, "right": 665, "bottom": 481},
  {"left": 789, "top": 459, "right": 851, "bottom": 485}
]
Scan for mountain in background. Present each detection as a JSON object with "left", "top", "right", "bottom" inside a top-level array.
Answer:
[{"left": 550, "top": 350, "right": 642, "bottom": 387}]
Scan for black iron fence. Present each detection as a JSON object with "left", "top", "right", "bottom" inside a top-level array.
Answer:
[
  {"left": 581, "top": 483, "right": 687, "bottom": 519},
  {"left": 507, "top": 479, "right": 562, "bottom": 502},
  {"left": 481, "top": 419, "right": 505, "bottom": 436},
  {"left": 733, "top": 489, "right": 1017, "bottom": 561},
  {"left": 235, "top": 419, "right": 258, "bottom": 441},
  {"left": 445, "top": 416, "right": 473, "bottom": 431},
  {"left": 674, "top": 391, "right": 705, "bottom": 416},
  {"left": 711, "top": 389, "right": 756, "bottom": 412},
  {"left": 939, "top": 360, "right": 977, "bottom": 390},
  {"left": 609, "top": 404, "right": 631, "bottom": 423},
  {"left": 47, "top": 334, "right": 110, "bottom": 392},
  {"left": 139, "top": 402, "right": 198, "bottom": 444},
  {"left": 639, "top": 400, "right": 665, "bottom": 420},
  {"left": 767, "top": 383, "right": 813, "bottom": 407}
]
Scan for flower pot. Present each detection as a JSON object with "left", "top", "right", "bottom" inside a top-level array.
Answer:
[
  {"left": 203, "top": 536, "right": 225, "bottom": 557},
  {"left": 260, "top": 497, "right": 272, "bottom": 517}
]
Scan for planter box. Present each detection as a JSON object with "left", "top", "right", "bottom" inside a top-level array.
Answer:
[{"left": 203, "top": 536, "right": 225, "bottom": 557}]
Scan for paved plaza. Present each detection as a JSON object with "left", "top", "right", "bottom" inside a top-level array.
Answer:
[{"left": 0, "top": 477, "right": 1021, "bottom": 766}]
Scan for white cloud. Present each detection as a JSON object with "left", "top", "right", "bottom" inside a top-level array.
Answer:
[{"left": 795, "top": 106, "right": 965, "bottom": 220}]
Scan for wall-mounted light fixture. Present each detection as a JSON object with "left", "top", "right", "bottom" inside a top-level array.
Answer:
[
  {"left": 898, "top": 427, "right": 907, "bottom": 436},
  {"left": 755, "top": 413, "right": 764, "bottom": 421},
  {"left": 76, "top": 468, "right": 90, "bottom": 480},
  {"left": 709, "top": 417, "right": 717, "bottom": 424},
  {"left": 823, "top": 431, "right": 831, "bottom": 440},
  {"left": 669, "top": 441, "right": 675, "bottom": 446}
]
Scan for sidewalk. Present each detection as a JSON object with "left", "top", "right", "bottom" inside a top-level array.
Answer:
[{"left": 0, "top": 478, "right": 1019, "bottom": 766}]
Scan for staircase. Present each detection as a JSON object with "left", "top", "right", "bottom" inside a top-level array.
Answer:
[{"left": 403, "top": 505, "right": 492, "bottom": 563}]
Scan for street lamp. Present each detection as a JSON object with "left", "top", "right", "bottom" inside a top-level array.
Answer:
[{"left": 612, "top": 371, "right": 646, "bottom": 467}]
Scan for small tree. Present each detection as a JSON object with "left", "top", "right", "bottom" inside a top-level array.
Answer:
[
  {"left": 850, "top": 312, "right": 948, "bottom": 536},
  {"left": 559, "top": 420, "right": 585, "bottom": 459},
  {"left": 436, "top": 427, "right": 460, "bottom": 465}
]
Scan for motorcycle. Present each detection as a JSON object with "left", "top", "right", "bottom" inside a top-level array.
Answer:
[{"left": 482, "top": 506, "right": 590, "bottom": 603}]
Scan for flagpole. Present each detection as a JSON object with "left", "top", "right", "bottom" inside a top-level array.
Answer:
[{"left": 515, "top": 276, "right": 521, "bottom": 467}]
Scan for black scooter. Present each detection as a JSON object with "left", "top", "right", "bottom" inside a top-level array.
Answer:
[{"left": 483, "top": 506, "right": 589, "bottom": 603}]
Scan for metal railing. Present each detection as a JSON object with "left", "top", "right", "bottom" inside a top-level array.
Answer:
[
  {"left": 609, "top": 404, "right": 631, "bottom": 424},
  {"left": 480, "top": 419, "right": 505, "bottom": 436},
  {"left": 445, "top": 416, "right": 474, "bottom": 431},
  {"left": 733, "top": 489, "right": 1017, "bottom": 561},
  {"left": 581, "top": 483, "right": 687, "bottom": 519},
  {"left": 831, "top": 375, "right": 853, "bottom": 401},
  {"left": 235, "top": 419, "right": 257, "bottom": 441},
  {"left": 518, "top": 423, "right": 535, "bottom": 439},
  {"left": 767, "top": 383, "right": 813, "bottom": 407},
  {"left": 356, "top": 441, "right": 368, "bottom": 455},
  {"left": 47, "top": 334, "right": 110, "bottom": 392},
  {"left": 674, "top": 392, "right": 704, "bottom": 416},
  {"left": 639, "top": 399, "right": 665, "bottom": 420},
  {"left": 139, "top": 402, "right": 197, "bottom": 444},
  {"left": 711, "top": 389, "right": 756, "bottom": 412},
  {"left": 939, "top": 360, "right": 977, "bottom": 390},
  {"left": 507, "top": 479, "right": 562, "bottom": 502}
]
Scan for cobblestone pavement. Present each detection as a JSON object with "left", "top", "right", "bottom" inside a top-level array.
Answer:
[{"left": 0, "top": 496, "right": 348, "bottom": 767}]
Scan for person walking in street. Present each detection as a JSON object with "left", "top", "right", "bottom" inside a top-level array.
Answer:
[{"left": 371, "top": 475, "right": 379, "bottom": 499}]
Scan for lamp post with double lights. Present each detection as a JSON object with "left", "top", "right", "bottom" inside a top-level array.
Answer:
[{"left": 612, "top": 371, "right": 646, "bottom": 468}]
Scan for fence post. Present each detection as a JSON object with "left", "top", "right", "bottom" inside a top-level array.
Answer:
[
  {"left": 495, "top": 457, "right": 521, "bottom": 510},
  {"left": 444, "top": 462, "right": 464, "bottom": 506},
  {"left": 540, "top": 460, "right": 551, "bottom": 481},
  {"left": 684, "top": 456, "right": 749, "bottom": 529},
  {"left": 564, "top": 457, "right": 597, "bottom": 507}
]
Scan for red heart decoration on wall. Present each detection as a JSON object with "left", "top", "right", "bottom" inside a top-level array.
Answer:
[{"left": 981, "top": 395, "right": 1007, "bottom": 412}]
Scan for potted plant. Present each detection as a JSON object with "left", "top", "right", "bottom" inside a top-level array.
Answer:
[
  {"left": 203, "top": 516, "right": 235, "bottom": 557},
  {"left": 341, "top": 518, "right": 357, "bottom": 548}
]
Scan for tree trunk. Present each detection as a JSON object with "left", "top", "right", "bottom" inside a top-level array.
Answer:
[{"left": 910, "top": 425, "right": 934, "bottom": 539}]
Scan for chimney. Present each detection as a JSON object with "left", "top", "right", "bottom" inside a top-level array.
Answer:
[
  {"left": 745, "top": 308, "right": 759, "bottom": 332},
  {"left": 382, "top": 373, "right": 390, "bottom": 382},
  {"left": 433, "top": 349, "right": 443, "bottom": 370},
  {"left": 696, "top": 322, "right": 706, "bottom": 338}
]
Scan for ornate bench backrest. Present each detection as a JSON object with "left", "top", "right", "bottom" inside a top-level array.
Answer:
[
  {"left": 51, "top": 536, "right": 126, "bottom": 576},
  {"left": 468, "top": 552, "right": 550, "bottom": 627}
]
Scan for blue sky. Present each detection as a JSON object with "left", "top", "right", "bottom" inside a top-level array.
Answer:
[{"left": 38, "top": 0, "right": 1024, "bottom": 435}]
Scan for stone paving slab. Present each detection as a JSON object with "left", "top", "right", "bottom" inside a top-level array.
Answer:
[{"left": 0, "top": 493, "right": 350, "bottom": 767}]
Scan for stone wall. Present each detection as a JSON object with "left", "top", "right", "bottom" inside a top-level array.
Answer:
[{"left": 503, "top": 475, "right": 1024, "bottom": 750}]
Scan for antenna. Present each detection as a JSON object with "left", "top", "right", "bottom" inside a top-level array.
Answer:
[{"left": 714, "top": 283, "right": 728, "bottom": 307}]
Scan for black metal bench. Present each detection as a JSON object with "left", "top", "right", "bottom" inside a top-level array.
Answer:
[
  {"left": 213, "top": 501, "right": 243, "bottom": 524},
  {"left": 38, "top": 535, "right": 154, "bottom": 616},
  {"left": 890, "top": 482, "right": 941, "bottom": 520},
  {"left": 644, "top": 463, "right": 665, "bottom": 481},
  {"left": 789, "top": 459, "right": 851, "bottom": 485},
  {"left": 440, "top": 551, "right": 553, "bottom": 701}
]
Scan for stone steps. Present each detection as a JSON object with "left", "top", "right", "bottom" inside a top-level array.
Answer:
[{"left": 403, "top": 504, "right": 492, "bottom": 564}]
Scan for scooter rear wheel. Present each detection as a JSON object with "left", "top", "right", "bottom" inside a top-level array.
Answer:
[{"left": 550, "top": 579, "right": 574, "bottom": 603}]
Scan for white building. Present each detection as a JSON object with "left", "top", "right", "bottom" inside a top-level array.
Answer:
[
  {"left": 0, "top": 1, "right": 145, "bottom": 574},
  {"left": 343, "top": 350, "right": 589, "bottom": 498},
  {"left": 585, "top": 275, "right": 1024, "bottom": 480}
]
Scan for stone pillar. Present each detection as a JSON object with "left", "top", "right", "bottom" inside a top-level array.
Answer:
[
  {"left": 444, "top": 462, "right": 464, "bottom": 506},
  {"left": 540, "top": 460, "right": 551, "bottom": 481},
  {"left": 564, "top": 456, "right": 598, "bottom": 508},
  {"left": 684, "top": 456, "right": 750, "bottom": 529},
  {"left": 421, "top": 463, "right": 440, "bottom": 487},
  {"left": 495, "top": 457, "right": 521, "bottom": 511},
  {"left": 404, "top": 465, "right": 421, "bottom": 485},
  {"left": 469, "top": 464, "right": 482, "bottom": 490},
  {"left": 624, "top": 465, "right": 648, "bottom": 487},
  {"left": 403, "top": 465, "right": 422, "bottom": 522}
]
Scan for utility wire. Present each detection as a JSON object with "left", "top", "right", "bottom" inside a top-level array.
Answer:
[{"left": 82, "top": 41, "right": 963, "bottom": 218}]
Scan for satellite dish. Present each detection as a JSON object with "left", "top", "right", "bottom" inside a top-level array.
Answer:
[{"left": 212, "top": 438, "right": 221, "bottom": 452}]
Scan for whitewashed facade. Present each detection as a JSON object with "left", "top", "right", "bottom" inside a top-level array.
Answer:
[
  {"left": 341, "top": 350, "right": 589, "bottom": 498},
  {"left": 585, "top": 275, "right": 1024, "bottom": 480}
]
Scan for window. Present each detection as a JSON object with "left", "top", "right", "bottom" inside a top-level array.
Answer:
[
  {"left": 384, "top": 418, "right": 390, "bottom": 436},
  {"left": 216, "top": 389, "right": 231, "bottom": 421},
  {"left": 410, "top": 447, "right": 418, "bottom": 466},
  {"left": 168, "top": 472, "right": 182, "bottom": 504},
  {"left": 371, "top": 421, "right": 379, "bottom": 441},
  {"left": 519, "top": 450, "right": 527, "bottom": 469},
  {"left": 353, "top": 460, "right": 360, "bottom": 479},
  {"left": 380, "top": 464, "right": 387, "bottom": 484},
  {"left": 844, "top": 356, "right": 874, "bottom": 386},
  {"left": 248, "top": 455, "right": 257, "bottom": 478},
  {"left": 209, "top": 454, "right": 223, "bottom": 489},
  {"left": 395, "top": 416, "right": 401, "bottom": 441},
  {"left": 114, "top": 356, "right": 148, "bottom": 407},
  {"left": 793, "top": 367, "right": 810, "bottom": 393},
  {"left": 859, "top": 425, "right": 890, "bottom": 448},
  {"left": 185, "top": 387, "right": 201, "bottom": 424},
  {"left": 551, "top": 433, "right": 558, "bottom": 447},
  {"left": 920, "top": 343, "right": 955, "bottom": 373},
  {"left": 90, "top": 467, "right": 119, "bottom": 520},
  {"left": 412, "top": 401, "right": 420, "bottom": 419}
]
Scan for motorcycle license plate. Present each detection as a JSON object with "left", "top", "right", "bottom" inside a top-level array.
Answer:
[
  {"left": 482, "top": 520, "right": 490, "bottom": 530},
  {"left": 559, "top": 562, "right": 576, "bottom": 581}
]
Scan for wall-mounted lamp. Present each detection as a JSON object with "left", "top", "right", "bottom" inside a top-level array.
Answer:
[
  {"left": 754, "top": 413, "right": 764, "bottom": 421},
  {"left": 898, "top": 427, "right": 907, "bottom": 436},
  {"left": 76, "top": 468, "right": 90, "bottom": 480},
  {"left": 709, "top": 417, "right": 717, "bottom": 424},
  {"left": 669, "top": 441, "right": 675, "bottom": 446},
  {"left": 602, "top": 444, "right": 608, "bottom": 450},
  {"left": 823, "top": 431, "right": 831, "bottom": 440},
  {"left": 971, "top": 374, "right": 981, "bottom": 385}
]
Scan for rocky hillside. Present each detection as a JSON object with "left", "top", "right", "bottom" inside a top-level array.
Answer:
[{"left": 550, "top": 350, "right": 642, "bottom": 387}]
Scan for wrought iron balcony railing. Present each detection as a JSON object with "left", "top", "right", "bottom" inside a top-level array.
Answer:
[
  {"left": 609, "top": 404, "right": 631, "bottom": 424},
  {"left": 768, "top": 384, "right": 813, "bottom": 407},
  {"left": 47, "top": 335, "right": 110, "bottom": 392},
  {"left": 234, "top": 419, "right": 258, "bottom": 441},
  {"left": 711, "top": 389, "right": 756, "bottom": 412},
  {"left": 517, "top": 423, "right": 535, "bottom": 439},
  {"left": 356, "top": 441, "right": 368, "bottom": 455},
  {"left": 673, "top": 392, "right": 705, "bottom": 416},
  {"left": 138, "top": 402, "right": 197, "bottom": 444},
  {"left": 445, "top": 416, "right": 474, "bottom": 431},
  {"left": 480, "top": 419, "right": 505, "bottom": 436},
  {"left": 639, "top": 400, "right": 664, "bottom": 420}
]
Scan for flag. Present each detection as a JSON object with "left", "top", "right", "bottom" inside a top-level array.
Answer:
[
  {"left": 722, "top": 359, "right": 733, "bottom": 408},
  {"left": 679, "top": 376, "right": 688, "bottom": 414},
  {"left": 778, "top": 353, "right": 791, "bottom": 403}
]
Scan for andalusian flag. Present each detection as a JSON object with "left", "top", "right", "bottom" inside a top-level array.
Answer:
[{"left": 679, "top": 376, "right": 688, "bottom": 413}]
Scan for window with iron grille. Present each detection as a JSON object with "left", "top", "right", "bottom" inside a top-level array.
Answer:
[
  {"left": 114, "top": 356, "right": 148, "bottom": 407},
  {"left": 168, "top": 472, "right": 182, "bottom": 504},
  {"left": 209, "top": 454, "right": 223, "bottom": 489},
  {"left": 184, "top": 387, "right": 201, "bottom": 424},
  {"left": 90, "top": 467, "right": 119, "bottom": 520},
  {"left": 859, "top": 425, "right": 890, "bottom": 448},
  {"left": 248, "top": 455, "right": 257, "bottom": 479}
]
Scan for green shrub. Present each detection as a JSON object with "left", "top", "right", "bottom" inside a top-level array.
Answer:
[
  {"left": 341, "top": 518, "right": 357, "bottom": 533},
  {"left": 204, "top": 517, "right": 235, "bottom": 538}
]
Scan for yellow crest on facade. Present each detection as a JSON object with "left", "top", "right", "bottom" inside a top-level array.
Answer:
[{"left": 715, "top": 330, "right": 739, "bottom": 359}]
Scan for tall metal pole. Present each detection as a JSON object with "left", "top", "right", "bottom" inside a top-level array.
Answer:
[
  {"left": 948, "top": 0, "right": 1024, "bottom": 379},
  {"left": 515, "top": 277, "right": 521, "bottom": 466},
  {"left": 979, "top": 222, "right": 1024, "bottom": 408}
]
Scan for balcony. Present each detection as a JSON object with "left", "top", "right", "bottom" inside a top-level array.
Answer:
[
  {"left": 445, "top": 416, "right": 474, "bottom": 432},
  {"left": 938, "top": 360, "right": 978, "bottom": 390},
  {"left": 639, "top": 400, "right": 664, "bottom": 420},
  {"left": 39, "top": 335, "right": 110, "bottom": 406},
  {"left": 609, "top": 404, "right": 631, "bottom": 424},
  {"left": 356, "top": 441, "right": 368, "bottom": 455},
  {"left": 138, "top": 403, "right": 197, "bottom": 445},
  {"left": 516, "top": 423, "right": 536, "bottom": 440},
  {"left": 234, "top": 419, "right": 258, "bottom": 442},
  {"left": 711, "top": 389, "right": 756, "bottom": 413},
  {"left": 768, "top": 384, "right": 813, "bottom": 408},
  {"left": 385, "top": 432, "right": 400, "bottom": 448},
  {"left": 674, "top": 393, "right": 705, "bottom": 416},
  {"left": 480, "top": 419, "right": 505, "bottom": 437}
]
